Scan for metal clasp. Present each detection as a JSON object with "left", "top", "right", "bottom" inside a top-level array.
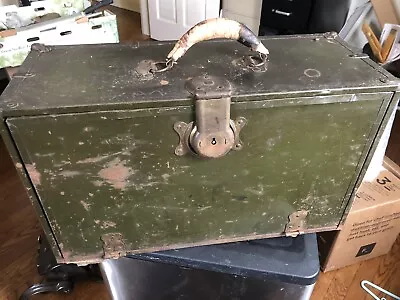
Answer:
[
  {"left": 249, "top": 53, "right": 268, "bottom": 67},
  {"left": 150, "top": 58, "right": 175, "bottom": 73},
  {"left": 173, "top": 75, "right": 246, "bottom": 159},
  {"left": 191, "top": 96, "right": 235, "bottom": 158}
]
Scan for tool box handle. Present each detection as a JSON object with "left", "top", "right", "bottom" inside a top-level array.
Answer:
[{"left": 155, "top": 18, "right": 269, "bottom": 72}]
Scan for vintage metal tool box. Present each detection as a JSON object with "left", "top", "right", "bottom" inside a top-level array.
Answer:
[{"left": 0, "top": 20, "right": 399, "bottom": 264}]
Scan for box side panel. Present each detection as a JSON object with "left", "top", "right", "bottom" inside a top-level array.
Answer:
[
  {"left": 339, "top": 92, "right": 399, "bottom": 225},
  {"left": 6, "top": 93, "right": 388, "bottom": 263},
  {"left": 0, "top": 118, "right": 62, "bottom": 260}
]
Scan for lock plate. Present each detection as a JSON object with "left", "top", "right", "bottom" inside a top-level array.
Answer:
[
  {"left": 174, "top": 75, "right": 246, "bottom": 158},
  {"left": 173, "top": 118, "right": 247, "bottom": 157},
  {"left": 191, "top": 96, "right": 235, "bottom": 158}
]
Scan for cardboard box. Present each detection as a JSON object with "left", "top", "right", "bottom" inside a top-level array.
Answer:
[
  {"left": 0, "top": 10, "right": 118, "bottom": 68},
  {"left": 384, "top": 156, "right": 400, "bottom": 179},
  {"left": 371, "top": 0, "right": 400, "bottom": 28},
  {"left": 0, "top": 0, "right": 91, "bottom": 26},
  {"left": 318, "top": 167, "right": 400, "bottom": 272}
]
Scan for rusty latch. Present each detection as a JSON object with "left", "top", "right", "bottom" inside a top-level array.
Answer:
[
  {"left": 101, "top": 233, "right": 127, "bottom": 259},
  {"left": 284, "top": 210, "right": 308, "bottom": 237},
  {"left": 173, "top": 75, "right": 247, "bottom": 159}
]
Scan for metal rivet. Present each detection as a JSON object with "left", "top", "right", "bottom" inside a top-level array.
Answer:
[
  {"left": 6, "top": 102, "right": 18, "bottom": 108},
  {"left": 175, "top": 148, "right": 183, "bottom": 155}
]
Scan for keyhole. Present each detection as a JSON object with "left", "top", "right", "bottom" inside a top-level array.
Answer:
[{"left": 211, "top": 138, "right": 217, "bottom": 145}]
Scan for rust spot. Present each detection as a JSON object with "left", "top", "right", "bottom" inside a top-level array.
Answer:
[
  {"left": 59, "top": 170, "right": 81, "bottom": 178},
  {"left": 160, "top": 80, "right": 169, "bottom": 85},
  {"left": 98, "top": 158, "right": 133, "bottom": 190},
  {"left": 26, "top": 163, "right": 41, "bottom": 186},
  {"left": 15, "top": 162, "right": 22, "bottom": 169},
  {"left": 80, "top": 200, "right": 91, "bottom": 211}
]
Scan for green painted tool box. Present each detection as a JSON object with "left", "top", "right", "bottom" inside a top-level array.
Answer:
[{"left": 0, "top": 29, "right": 398, "bottom": 264}]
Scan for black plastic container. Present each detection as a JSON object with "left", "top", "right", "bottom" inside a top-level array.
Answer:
[{"left": 101, "top": 233, "right": 320, "bottom": 300}]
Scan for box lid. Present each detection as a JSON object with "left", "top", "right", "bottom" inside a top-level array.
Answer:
[{"left": 0, "top": 34, "right": 398, "bottom": 116}]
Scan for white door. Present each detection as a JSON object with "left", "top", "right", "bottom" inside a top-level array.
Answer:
[{"left": 148, "top": 0, "right": 220, "bottom": 41}]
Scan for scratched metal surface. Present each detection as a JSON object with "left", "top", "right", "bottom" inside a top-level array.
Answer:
[
  {"left": 6, "top": 92, "right": 390, "bottom": 262},
  {"left": 0, "top": 34, "right": 397, "bottom": 116}
]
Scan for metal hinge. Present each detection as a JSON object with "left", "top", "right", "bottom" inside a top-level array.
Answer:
[
  {"left": 284, "top": 210, "right": 308, "bottom": 237},
  {"left": 101, "top": 233, "right": 127, "bottom": 259}
]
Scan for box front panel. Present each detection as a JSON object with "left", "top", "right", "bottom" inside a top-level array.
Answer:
[{"left": 6, "top": 93, "right": 389, "bottom": 261}]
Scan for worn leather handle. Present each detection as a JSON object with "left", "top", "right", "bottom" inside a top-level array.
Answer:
[{"left": 167, "top": 18, "right": 269, "bottom": 62}]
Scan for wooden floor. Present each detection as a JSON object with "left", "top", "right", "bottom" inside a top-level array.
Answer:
[
  {"left": 0, "top": 6, "right": 399, "bottom": 300},
  {"left": 104, "top": 6, "right": 150, "bottom": 44}
]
